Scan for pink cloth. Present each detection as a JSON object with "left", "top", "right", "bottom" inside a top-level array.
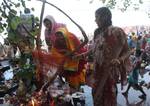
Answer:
[{"left": 44, "top": 15, "right": 66, "bottom": 44}]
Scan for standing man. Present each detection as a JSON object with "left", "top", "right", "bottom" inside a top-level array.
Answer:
[{"left": 92, "top": 7, "right": 131, "bottom": 106}]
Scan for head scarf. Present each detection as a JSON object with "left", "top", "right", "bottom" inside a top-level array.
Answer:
[
  {"left": 44, "top": 15, "right": 66, "bottom": 44},
  {"left": 54, "top": 27, "right": 86, "bottom": 54},
  {"left": 51, "top": 27, "right": 86, "bottom": 71}
]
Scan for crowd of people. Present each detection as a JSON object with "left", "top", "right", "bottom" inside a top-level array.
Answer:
[{"left": 1, "top": 6, "right": 150, "bottom": 106}]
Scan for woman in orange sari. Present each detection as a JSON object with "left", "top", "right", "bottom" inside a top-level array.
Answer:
[
  {"left": 33, "top": 15, "right": 87, "bottom": 91},
  {"left": 50, "top": 27, "right": 87, "bottom": 89}
]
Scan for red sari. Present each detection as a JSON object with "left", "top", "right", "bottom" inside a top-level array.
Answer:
[
  {"left": 51, "top": 27, "right": 87, "bottom": 88},
  {"left": 92, "top": 26, "right": 130, "bottom": 106}
]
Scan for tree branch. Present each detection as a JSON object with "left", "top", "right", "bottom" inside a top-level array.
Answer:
[{"left": 3, "top": 0, "right": 11, "bottom": 11}]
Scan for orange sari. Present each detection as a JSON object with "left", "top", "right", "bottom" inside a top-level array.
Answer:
[
  {"left": 32, "top": 27, "right": 87, "bottom": 89},
  {"left": 51, "top": 27, "right": 87, "bottom": 88}
]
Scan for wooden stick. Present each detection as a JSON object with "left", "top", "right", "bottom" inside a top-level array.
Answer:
[
  {"left": 39, "top": 0, "right": 46, "bottom": 31},
  {"left": 36, "top": 0, "right": 46, "bottom": 49}
]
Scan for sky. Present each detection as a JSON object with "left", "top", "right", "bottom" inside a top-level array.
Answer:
[
  {"left": 25, "top": 0, "right": 150, "bottom": 39},
  {"left": 1, "top": 0, "right": 150, "bottom": 42}
]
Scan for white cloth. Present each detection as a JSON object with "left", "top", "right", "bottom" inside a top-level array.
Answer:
[{"left": 80, "top": 85, "right": 93, "bottom": 106}]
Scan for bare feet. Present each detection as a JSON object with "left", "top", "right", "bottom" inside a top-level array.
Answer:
[
  {"left": 122, "top": 92, "right": 128, "bottom": 97},
  {"left": 138, "top": 94, "right": 146, "bottom": 100}
]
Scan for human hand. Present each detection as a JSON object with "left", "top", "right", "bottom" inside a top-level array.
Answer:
[
  {"left": 111, "top": 58, "right": 120, "bottom": 65},
  {"left": 38, "top": 89, "right": 44, "bottom": 96},
  {"left": 72, "top": 54, "right": 83, "bottom": 60},
  {"left": 131, "top": 48, "right": 136, "bottom": 54},
  {"left": 65, "top": 51, "right": 73, "bottom": 57}
]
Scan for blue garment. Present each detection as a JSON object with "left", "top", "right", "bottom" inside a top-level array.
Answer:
[
  {"left": 127, "top": 38, "right": 136, "bottom": 49},
  {"left": 128, "top": 68, "right": 139, "bottom": 84},
  {"left": 81, "top": 85, "right": 93, "bottom": 106}
]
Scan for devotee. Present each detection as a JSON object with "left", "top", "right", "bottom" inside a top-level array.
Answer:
[
  {"left": 43, "top": 15, "right": 66, "bottom": 51},
  {"left": 74, "top": 7, "right": 131, "bottom": 106},
  {"left": 50, "top": 27, "right": 87, "bottom": 90},
  {"left": 122, "top": 53, "right": 146, "bottom": 100},
  {"left": 91, "top": 7, "right": 132, "bottom": 106},
  {"left": 34, "top": 16, "right": 87, "bottom": 90}
]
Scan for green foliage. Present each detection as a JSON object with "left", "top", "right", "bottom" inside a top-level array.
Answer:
[
  {"left": 0, "top": 1, "right": 40, "bottom": 87},
  {"left": 16, "top": 64, "right": 35, "bottom": 80},
  {"left": 0, "top": 0, "right": 39, "bottom": 42},
  {"left": 20, "top": 0, "right": 26, "bottom": 8},
  {"left": 106, "top": 0, "right": 116, "bottom": 9},
  {"left": 0, "top": 0, "right": 23, "bottom": 37},
  {"left": 31, "top": 8, "right": 35, "bottom": 11},
  {"left": 0, "top": 22, "right": 4, "bottom": 33},
  {"left": 15, "top": 3, "right": 21, "bottom": 8},
  {"left": 124, "top": 0, "right": 130, "bottom": 9},
  {"left": 89, "top": 0, "right": 143, "bottom": 11},
  {"left": 10, "top": 16, "right": 21, "bottom": 30}
]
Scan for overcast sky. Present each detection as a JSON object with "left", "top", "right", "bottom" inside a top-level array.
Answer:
[
  {"left": 1, "top": 0, "right": 150, "bottom": 42},
  {"left": 25, "top": 0, "right": 150, "bottom": 39}
]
